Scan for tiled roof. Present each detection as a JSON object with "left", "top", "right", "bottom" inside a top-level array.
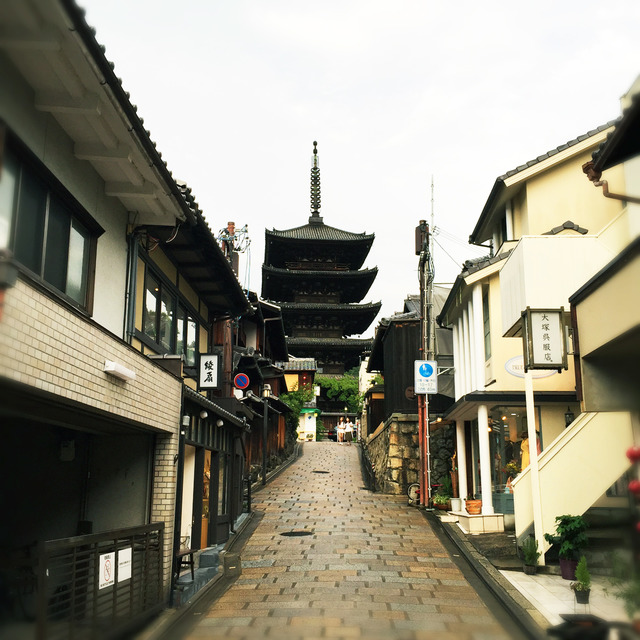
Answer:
[
  {"left": 498, "top": 122, "right": 617, "bottom": 182},
  {"left": 278, "top": 301, "right": 381, "bottom": 313},
  {"left": 266, "top": 224, "right": 374, "bottom": 242},
  {"left": 287, "top": 337, "right": 373, "bottom": 349},
  {"left": 462, "top": 249, "right": 512, "bottom": 276},
  {"left": 276, "top": 359, "right": 317, "bottom": 371}
]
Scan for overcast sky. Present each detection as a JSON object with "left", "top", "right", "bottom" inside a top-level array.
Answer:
[{"left": 81, "top": 0, "right": 639, "bottom": 331}]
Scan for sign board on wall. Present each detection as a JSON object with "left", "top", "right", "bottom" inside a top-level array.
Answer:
[
  {"left": 521, "top": 308, "right": 567, "bottom": 372},
  {"left": 199, "top": 354, "right": 220, "bottom": 389},
  {"left": 414, "top": 360, "right": 438, "bottom": 394}
]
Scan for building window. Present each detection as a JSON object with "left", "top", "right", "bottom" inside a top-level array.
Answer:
[
  {"left": 483, "top": 289, "right": 491, "bottom": 361},
  {"left": 138, "top": 259, "right": 204, "bottom": 364},
  {"left": 143, "top": 272, "right": 175, "bottom": 351},
  {"left": 1, "top": 144, "right": 97, "bottom": 309},
  {"left": 177, "top": 305, "right": 197, "bottom": 367}
]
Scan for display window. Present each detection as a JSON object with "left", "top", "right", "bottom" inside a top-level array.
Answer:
[{"left": 489, "top": 405, "right": 542, "bottom": 492}]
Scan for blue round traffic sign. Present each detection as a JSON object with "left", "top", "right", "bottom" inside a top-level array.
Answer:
[
  {"left": 234, "top": 373, "right": 250, "bottom": 389},
  {"left": 419, "top": 363, "right": 434, "bottom": 377}
]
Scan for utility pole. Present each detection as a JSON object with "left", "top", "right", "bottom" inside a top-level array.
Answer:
[{"left": 416, "top": 185, "right": 436, "bottom": 506}]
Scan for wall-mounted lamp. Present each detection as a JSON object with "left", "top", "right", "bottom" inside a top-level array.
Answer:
[
  {"left": 182, "top": 415, "right": 190, "bottom": 427},
  {"left": 565, "top": 407, "right": 575, "bottom": 427},
  {"left": 104, "top": 360, "right": 136, "bottom": 382},
  {"left": 199, "top": 410, "right": 208, "bottom": 419},
  {"left": 216, "top": 419, "right": 224, "bottom": 427}
]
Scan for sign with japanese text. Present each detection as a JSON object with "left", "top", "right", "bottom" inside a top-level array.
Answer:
[
  {"left": 522, "top": 308, "right": 567, "bottom": 371},
  {"left": 199, "top": 354, "right": 220, "bottom": 389},
  {"left": 414, "top": 360, "right": 438, "bottom": 394},
  {"left": 99, "top": 552, "right": 115, "bottom": 590}
]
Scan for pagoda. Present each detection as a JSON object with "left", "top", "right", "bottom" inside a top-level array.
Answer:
[{"left": 262, "top": 142, "right": 381, "bottom": 375}]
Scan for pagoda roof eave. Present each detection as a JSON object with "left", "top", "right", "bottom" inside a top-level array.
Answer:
[{"left": 266, "top": 224, "right": 374, "bottom": 243}]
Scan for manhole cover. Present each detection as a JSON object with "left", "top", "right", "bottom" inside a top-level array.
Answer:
[
  {"left": 312, "top": 470, "right": 330, "bottom": 474},
  {"left": 280, "top": 531, "right": 313, "bottom": 537}
]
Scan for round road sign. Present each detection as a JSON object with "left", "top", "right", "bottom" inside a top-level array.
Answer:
[{"left": 234, "top": 373, "right": 250, "bottom": 389}]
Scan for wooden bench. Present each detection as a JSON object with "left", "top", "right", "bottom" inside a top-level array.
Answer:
[{"left": 174, "top": 548, "right": 195, "bottom": 581}]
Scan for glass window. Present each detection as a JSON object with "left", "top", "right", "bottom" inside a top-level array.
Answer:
[
  {"left": 489, "top": 406, "right": 542, "bottom": 491},
  {"left": 0, "top": 150, "right": 18, "bottom": 248},
  {"left": 483, "top": 289, "right": 491, "bottom": 361},
  {"left": 66, "top": 220, "right": 90, "bottom": 304},
  {"left": 14, "top": 168, "right": 47, "bottom": 273},
  {"left": 44, "top": 195, "right": 70, "bottom": 292},
  {"left": 2, "top": 146, "right": 94, "bottom": 308},
  {"left": 176, "top": 306, "right": 198, "bottom": 367},
  {"left": 159, "top": 287, "right": 174, "bottom": 351},
  {"left": 144, "top": 274, "right": 160, "bottom": 342}
]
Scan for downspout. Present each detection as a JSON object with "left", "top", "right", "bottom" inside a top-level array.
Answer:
[
  {"left": 124, "top": 229, "right": 139, "bottom": 343},
  {"left": 582, "top": 161, "right": 640, "bottom": 204}
]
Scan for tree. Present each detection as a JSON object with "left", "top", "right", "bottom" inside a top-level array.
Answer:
[{"left": 316, "top": 369, "right": 363, "bottom": 415}]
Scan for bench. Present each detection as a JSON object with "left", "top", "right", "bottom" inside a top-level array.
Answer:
[{"left": 174, "top": 548, "right": 195, "bottom": 581}]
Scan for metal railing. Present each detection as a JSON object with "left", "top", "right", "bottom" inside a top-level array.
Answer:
[{"left": 28, "top": 523, "right": 164, "bottom": 639}]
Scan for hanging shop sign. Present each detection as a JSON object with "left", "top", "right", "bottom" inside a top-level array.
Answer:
[
  {"left": 199, "top": 354, "right": 220, "bottom": 389},
  {"left": 414, "top": 360, "right": 438, "bottom": 394},
  {"left": 521, "top": 308, "right": 567, "bottom": 372}
]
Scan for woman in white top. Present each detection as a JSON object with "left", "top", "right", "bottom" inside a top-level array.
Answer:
[
  {"left": 336, "top": 418, "right": 346, "bottom": 444},
  {"left": 344, "top": 419, "right": 354, "bottom": 445}
]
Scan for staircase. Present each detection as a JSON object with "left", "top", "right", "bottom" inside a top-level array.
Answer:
[{"left": 512, "top": 411, "right": 634, "bottom": 558}]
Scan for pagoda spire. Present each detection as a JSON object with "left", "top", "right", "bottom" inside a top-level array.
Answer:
[{"left": 309, "top": 141, "right": 323, "bottom": 224}]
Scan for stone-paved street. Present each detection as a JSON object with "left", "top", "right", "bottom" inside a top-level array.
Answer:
[{"left": 183, "top": 442, "right": 511, "bottom": 640}]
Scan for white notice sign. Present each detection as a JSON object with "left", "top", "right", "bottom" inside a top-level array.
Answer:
[
  {"left": 118, "top": 547, "right": 132, "bottom": 582},
  {"left": 414, "top": 360, "right": 437, "bottom": 395},
  {"left": 99, "top": 552, "right": 115, "bottom": 590}
]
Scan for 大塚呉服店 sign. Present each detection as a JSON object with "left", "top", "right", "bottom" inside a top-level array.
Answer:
[
  {"left": 522, "top": 308, "right": 567, "bottom": 371},
  {"left": 414, "top": 360, "right": 437, "bottom": 394}
]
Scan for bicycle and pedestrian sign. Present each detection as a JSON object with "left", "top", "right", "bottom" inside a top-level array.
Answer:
[{"left": 414, "top": 360, "right": 437, "bottom": 394}]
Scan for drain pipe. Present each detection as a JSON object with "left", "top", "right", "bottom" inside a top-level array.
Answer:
[{"left": 582, "top": 161, "right": 640, "bottom": 204}]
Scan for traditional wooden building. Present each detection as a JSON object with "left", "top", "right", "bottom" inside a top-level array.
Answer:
[{"left": 262, "top": 142, "right": 380, "bottom": 375}]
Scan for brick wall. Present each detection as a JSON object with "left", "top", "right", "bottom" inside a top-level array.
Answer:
[{"left": 1, "top": 279, "right": 182, "bottom": 591}]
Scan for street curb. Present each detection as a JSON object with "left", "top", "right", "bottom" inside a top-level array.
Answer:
[
  {"left": 134, "top": 443, "right": 303, "bottom": 640},
  {"left": 425, "top": 511, "right": 549, "bottom": 640}
]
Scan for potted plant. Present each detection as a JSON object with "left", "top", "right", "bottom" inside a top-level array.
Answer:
[
  {"left": 571, "top": 556, "right": 591, "bottom": 604},
  {"left": 544, "top": 514, "right": 588, "bottom": 580},
  {"left": 432, "top": 493, "right": 451, "bottom": 510},
  {"left": 521, "top": 536, "right": 540, "bottom": 575},
  {"left": 465, "top": 495, "right": 482, "bottom": 515}
]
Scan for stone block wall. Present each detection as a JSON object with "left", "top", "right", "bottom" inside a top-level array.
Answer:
[{"left": 366, "top": 413, "right": 419, "bottom": 495}]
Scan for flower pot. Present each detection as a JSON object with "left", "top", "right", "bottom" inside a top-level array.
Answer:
[
  {"left": 523, "top": 564, "right": 537, "bottom": 575},
  {"left": 560, "top": 558, "right": 578, "bottom": 580},
  {"left": 465, "top": 499, "right": 482, "bottom": 515},
  {"left": 450, "top": 497, "right": 462, "bottom": 512},
  {"left": 435, "top": 501, "right": 450, "bottom": 511},
  {"left": 574, "top": 589, "right": 590, "bottom": 604}
]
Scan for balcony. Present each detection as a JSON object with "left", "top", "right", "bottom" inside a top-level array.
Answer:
[{"left": 500, "top": 235, "right": 615, "bottom": 337}]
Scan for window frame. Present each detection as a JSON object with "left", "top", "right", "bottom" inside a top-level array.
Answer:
[
  {"left": 2, "top": 134, "right": 102, "bottom": 314},
  {"left": 135, "top": 255, "right": 207, "bottom": 367}
]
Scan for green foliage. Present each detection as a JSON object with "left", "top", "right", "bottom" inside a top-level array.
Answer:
[
  {"left": 316, "top": 373, "right": 363, "bottom": 414},
  {"left": 432, "top": 494, "right": 450, "bottom": 505},
  {"left": 571, "top": 556, "right": 591, "bottom": 591},
  {"left": 280, "top": 384, "right": 315, "bottom": 434},
  {"left": 522, "top": 536, "right": 541, "bottom": 567},
  {"left": 543, "top": 514, "right": 588, "bottom": 560}
]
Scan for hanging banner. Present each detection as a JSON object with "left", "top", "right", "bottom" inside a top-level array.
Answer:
[
  {"left": 199, "top": 354, "right": 220, "bottom": 389},
  {"left": 414, "top": 360, "right": 438, "bottom": 394}
]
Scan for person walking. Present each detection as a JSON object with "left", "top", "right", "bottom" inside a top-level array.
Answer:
[
  {"left": 344, "top": 418, "right": 354, "bottom": 445},
  {"left": 336, "top": 417, "right": 346, "bottom": 444}
]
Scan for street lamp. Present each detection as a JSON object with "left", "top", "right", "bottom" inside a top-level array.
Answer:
[{"left": 261, "top": 384, "right": 271, "bottom": 485}]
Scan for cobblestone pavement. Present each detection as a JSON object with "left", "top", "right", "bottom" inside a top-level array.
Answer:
[{"left": 183, "top": 442, "right": 511, "bottom": 640}]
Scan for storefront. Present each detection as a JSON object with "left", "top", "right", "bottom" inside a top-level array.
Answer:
[{"left": 176, "top": 388, "right": 248, "bottom": 552}]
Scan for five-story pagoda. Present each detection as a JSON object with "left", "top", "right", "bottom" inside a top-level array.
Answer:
[{"left": 262, "top": 142, "right": 380, "bottom": 375}]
